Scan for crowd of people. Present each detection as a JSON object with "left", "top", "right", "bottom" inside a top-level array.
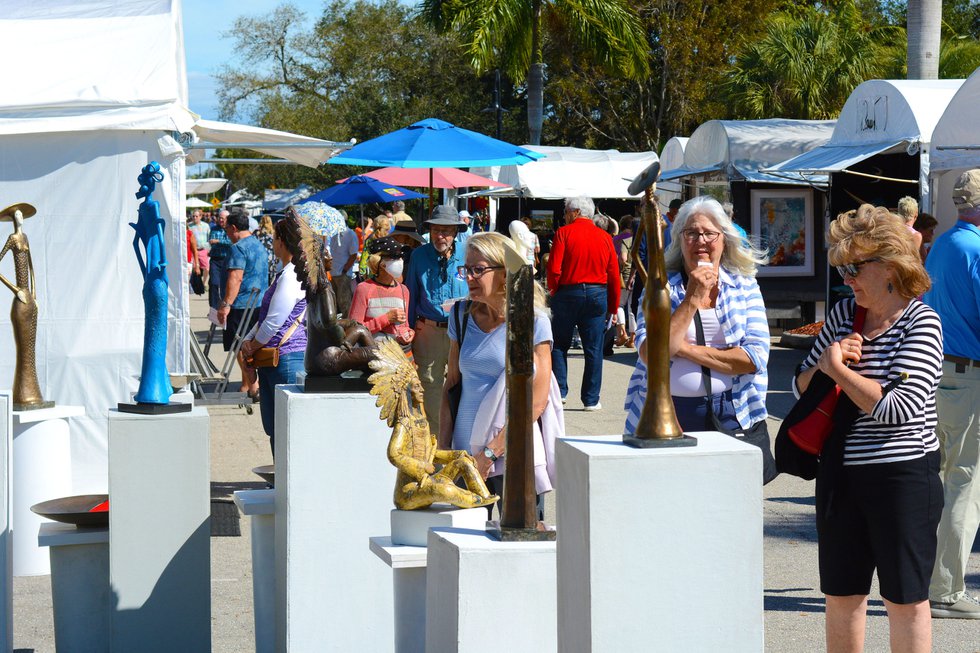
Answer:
[{"left": 191, "top": 167, "right": 980, "bottom": 650}]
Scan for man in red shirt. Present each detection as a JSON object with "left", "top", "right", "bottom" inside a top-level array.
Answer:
[{"left": 547, "top": 197, "right": 620, "bottom": 410}]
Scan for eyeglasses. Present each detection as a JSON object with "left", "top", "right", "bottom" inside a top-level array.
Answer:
[
  {"left": 836, "top": 258, "right": 880, "bottom": 278},
  {"left": 458, "top": 265, "right": 503, "bottom": 278},
  {"left": 681, "top": 229, "right": 722, "bottom": 243},
  {"left": 430, "top": 228, "right": 457, "bottom": 238}
]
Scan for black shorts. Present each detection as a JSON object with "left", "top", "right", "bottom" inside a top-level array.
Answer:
[
  {"left": 223, "top": 308, "right": 258, "bottom": 352},
  {"left": 816, "top": 451, "right": 942, "bottom": 604}
]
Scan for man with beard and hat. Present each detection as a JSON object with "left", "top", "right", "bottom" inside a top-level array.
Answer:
[{"left": 404, "top": 206, "right": 469, "bottom": 434}]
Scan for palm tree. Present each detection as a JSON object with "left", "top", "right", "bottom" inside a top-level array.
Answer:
[
  {"left": 907, "top": 0, "right": 942, "bottom": 79},
  {"left": 418, "top": 0, "right": 648, "bottom": 145},
  {"left": 725, "top": 1, "right": 904, "bottom": 120}
]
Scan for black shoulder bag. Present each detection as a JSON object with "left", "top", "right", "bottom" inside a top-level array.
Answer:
[
  {"left": 693, "top": 310, "right": 778, "bottom": 485},
  {"left": 446, "top": 300, "right": 471, "bottom": 423}
]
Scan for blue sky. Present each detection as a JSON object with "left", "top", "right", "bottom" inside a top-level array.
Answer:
[{"left": 183, "top": 0, "right": 325, "bottom": 120}]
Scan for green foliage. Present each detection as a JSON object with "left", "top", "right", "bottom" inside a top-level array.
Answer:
[
  {"left": 725, "top": 1, "right": 905, "bottom": 120},
  {"left": 213, "top": 0, "right": 529, "bottom": 193},
  {"left": 939, "top": 36, "right": 980, "bottom": 78}
]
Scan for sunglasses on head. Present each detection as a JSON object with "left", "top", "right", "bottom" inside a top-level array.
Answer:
[{"left": 836, "top": 258, "right": 880, "bottom": 278}]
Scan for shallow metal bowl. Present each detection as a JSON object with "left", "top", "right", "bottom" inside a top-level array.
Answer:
[{"left": 31, "top": 494, "right": 109, "bottom": 528}]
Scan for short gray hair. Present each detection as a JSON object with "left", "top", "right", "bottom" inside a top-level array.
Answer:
[
  {"left": 896, "top": 196, "right": 918, "bottom": 220},
  {"left": 664, "top": 196, "right": 768, "bottom": 277},
  {"left": 392, "top": 200, "right": 405, "bottom": 211},
  {"left": 565, "top": 196, "right": 595, "bottom": 218}
]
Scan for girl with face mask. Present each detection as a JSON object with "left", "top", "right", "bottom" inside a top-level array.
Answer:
[{"left": 348, "top": 236, "right": 415, "bottom": 352}]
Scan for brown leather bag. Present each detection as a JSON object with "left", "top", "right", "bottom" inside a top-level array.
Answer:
[{"left": 246, "top": 309, "right": 305, "bottom": 368}]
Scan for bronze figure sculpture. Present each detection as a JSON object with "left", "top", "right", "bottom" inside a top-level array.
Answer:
[
  {"left": 0, "top": 203, "right": 53, "bottom": 411},
  {"left": 289, "top": 207, "right": 377, "bottom": 383},
  {"left": 369, "top": 338, "right": 498, "bottom": 510},
  {"left": 623, "top": 162, "right": 695, "bottom": 447}
]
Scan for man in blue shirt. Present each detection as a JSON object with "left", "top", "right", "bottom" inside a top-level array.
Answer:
[
  {"left": 208, "top": 209, "right": 233, "bottom": 309},
  {"left": 405, "top": 206, "right": 468, "bottom": 434},
  {"left": 925, "top": 169, "right": 980, "bottom": 619},
  {"left": 217, "top": 209, "right": 269, "bottom": 354}
]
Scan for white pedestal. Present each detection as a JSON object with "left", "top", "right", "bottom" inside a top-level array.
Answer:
[
  {"left": 556, "top": 432, "right": 763, "bottom": 653},
  {"left": 275, "top": 387, "right": 397, "bottom": 653},
  {"left": 370, "top": 506, "right": 488, "bottom": 653},
  {"left": 12, "top": 404, "right": 83, "bottom": 576},
  {"left": 38, "top": 522, "right": 110, "bottom": 653},
  {"left": 234, "top": 489, "right": 276, "bottom": 653},
  {"left": 425, "top": 528, "right": 557, "bottom": 653},
  {"left": 0, "top": 395, "right": 11, "bottom": 651},
  {"left": 108, "top": 407, "right": 211, "bottom": 653}
]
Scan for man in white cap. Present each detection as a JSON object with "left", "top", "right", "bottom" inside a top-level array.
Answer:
[
  {"left": 926, "top": 168, "right": 980, "bottom": 619},
  {"left": 457, "top": 209, "right": 474, "bottom": 243},
  {"left": 404, "top": 205, "right": 469, "bottom": 434}
]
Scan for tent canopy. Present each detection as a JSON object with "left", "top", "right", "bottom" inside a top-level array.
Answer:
[
  {"left": 185, "top": 197, "right": 212, "bottom": 208},
  {"left": 0, "top": 0, "right": 194, "bottom": 136},
  {"left": 930, "top": 69, "right": 980, "bottom": 173},
  {"left": 767, "top": 79, "right": 963, "bottom": 176},
  {"left": 470, "top": 146, "right": 659, "bottom": 199},
  {"left": 187, "top": 119, "right": 351, "bottom": 169},
  {"left": 659, "top": 137, "right": 688, "bottom": 172},
  {"left": 185, "top": 178, "right": 228, "bottom": 196},
  {"left": 662, "top": 119, "right": 835, "bottom": 183}
]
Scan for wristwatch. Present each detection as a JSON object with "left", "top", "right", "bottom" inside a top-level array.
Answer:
[
  {"left": 483, "top": 447, "right": 498, "bottom": 462},
  {"left": 219, "top": 301, "right": 230, "bottom": 309}
]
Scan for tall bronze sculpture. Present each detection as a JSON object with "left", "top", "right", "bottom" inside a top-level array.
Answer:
[
  {"left": 490, "top": 240, "right": 555, "bottom": 541},
  {"left": 623, "top": 162, "right": 695, "bottom": 447},
  {"left": 368, "top": 338, "right": 499, "bottom": 510},
  {"left": 0, "top": 203, "right": 53, "bottom": 411},
  {"left": 290, "top": 207, "right": 378, "bottom": 389}
]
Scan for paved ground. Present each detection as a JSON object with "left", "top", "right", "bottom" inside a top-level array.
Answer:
[{"left": 12, "top": 294, "right": 980, "bottom": 652}]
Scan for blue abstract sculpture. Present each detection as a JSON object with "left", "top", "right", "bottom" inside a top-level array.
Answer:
[{"left": 129, "top": 162, "right": 173, "bottom": 407}]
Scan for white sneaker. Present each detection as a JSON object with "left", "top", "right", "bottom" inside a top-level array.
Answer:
[{"left": 584, "top": 403, "right": 602, "bottom": 411}]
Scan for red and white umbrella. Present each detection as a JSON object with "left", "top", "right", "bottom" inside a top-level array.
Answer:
[{"left": 339, "top": 167, "right": 507, "bottom": 190}]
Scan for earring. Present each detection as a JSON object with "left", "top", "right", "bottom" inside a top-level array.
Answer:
[{"left": 887, "top": 281, "right": 894, "bottom": 294}]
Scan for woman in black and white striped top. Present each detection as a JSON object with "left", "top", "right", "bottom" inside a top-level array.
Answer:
[{"left": 796, "top": 205, "right": 943, "bottom": 653}]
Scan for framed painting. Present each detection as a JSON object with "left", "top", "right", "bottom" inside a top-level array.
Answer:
[{"left": 750, "top": 189, "right": 814, "bottom": 276}]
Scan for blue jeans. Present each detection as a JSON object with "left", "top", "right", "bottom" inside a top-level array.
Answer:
[
  {"left": 257, "top": 350, "right": 305, "bottom": 456},
  {"left": 672, "top": 390, "right": 740, "bottom": 432},
  {"left": 551, "top": 284, "right": 607, "bottom": 406}
]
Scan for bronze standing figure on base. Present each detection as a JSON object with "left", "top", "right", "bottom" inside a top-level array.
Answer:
[
  {"left": 369, "top": 338, "right": 499, "bottom": 510},
  {"left": 0, "top": 203, "right": 53, "bottom": 411},
  {"left": 623, "top": 163, "right": 694, "bottom": 447}
]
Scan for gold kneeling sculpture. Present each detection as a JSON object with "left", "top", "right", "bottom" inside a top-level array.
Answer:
[{"left": 368, "top": 338, "right": 499, "bottom": 510}]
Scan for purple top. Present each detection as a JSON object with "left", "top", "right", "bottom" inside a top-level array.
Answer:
[{"left": 255, "top": 268, "right": 307, "bottom": 355}]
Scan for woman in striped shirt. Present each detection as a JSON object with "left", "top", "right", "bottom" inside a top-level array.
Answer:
[
  {"left": 796, "top": 205, "right": 942, "bottom": 653},
  {"left": 623, "top": 196, "right": 771, "bottom": 446}
]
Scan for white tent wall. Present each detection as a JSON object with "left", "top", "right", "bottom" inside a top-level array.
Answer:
[
  {"left": 0, "top": 132, "right": 189, "bottom": 492},
  {"left": 657, "top": 137, "right": 688, "bottom": 211},
  {"left": 929, "top": 68, "right": 980, "bottom": 235}
]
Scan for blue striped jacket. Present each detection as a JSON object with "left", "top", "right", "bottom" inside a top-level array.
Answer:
[{"left": 624, "top": 267, "right": 770, "bottom": 434}]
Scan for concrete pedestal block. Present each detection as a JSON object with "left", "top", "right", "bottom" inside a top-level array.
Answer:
[
  {"left": 556, "top": 432, "right": 763, "bottom": 653},
  {"left": 234, "top": 489, "right": 275, "bottom": 653},
  {"left": 108, "top": 407, "right": 211, "bottom": 653},
  {"left": 275, "top": 387, "right": 397, "bottom": 653},
  {"left": 425, "top": 528, "right": 557, "bottom": 653},
  {"left": 39, "top": 523, "right": 110, "bottom": 653},
  {"left": 390, "top": 506, "right": 488, "bottom": 546},
  {"left": 12, "top": 405, "right": 83, "bottom": 576},
  {"left": 0, "top": 395, "right": 10, "bottom": 650}
]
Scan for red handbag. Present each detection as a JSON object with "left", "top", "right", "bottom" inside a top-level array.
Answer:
[{"left": 787, "top": 305, "right": 866, "bottom": 456}]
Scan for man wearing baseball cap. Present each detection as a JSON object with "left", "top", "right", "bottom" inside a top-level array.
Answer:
[
  {"left": 926, "top": 168, "right": 980, "bottom": 619},
  {"left": 457, "top": 210, "right": 474, "bottom": 243},
  {"left": 404, "top": 205, "right": 469, "bottom": 434}
]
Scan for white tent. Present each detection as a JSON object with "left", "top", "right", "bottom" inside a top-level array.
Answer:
[
  {"left": 185, "top": 178, "right": 228, "bottom": 196},
  {"left": 470, "top": 146, "right": 659, "bottom": 199},
  {"left": 657, "top": 136, "right": 689, "bottom": 210},
  {"left": 186, "top": 120, "right": 352, "bottom": 168},
  {"left": 765, "top": 79, "right": 964, "bottom": 212},
  {"left": 929, "top": 68, "right": 980, "bottom": 233},
  {"left": 661, "top": 119, "right": 836, "bottom": 184},
  {"left": 185, "top": 197, "right": 213, "bottom": 209},
  {"left": 0, "top": 0, "right": 195, "bottom": 491}
]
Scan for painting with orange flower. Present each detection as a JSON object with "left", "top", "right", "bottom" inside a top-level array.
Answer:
[{"left": 750, "top": 189, "right": 814, "bottom": 276}]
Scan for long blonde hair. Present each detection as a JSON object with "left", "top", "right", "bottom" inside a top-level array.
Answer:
[{"left": 465, "top": 232, "right": 550, "bottom": 317}]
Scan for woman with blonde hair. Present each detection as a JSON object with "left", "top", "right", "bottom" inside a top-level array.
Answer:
[
  {"left": 359, "top": 215, "right": 393, "bottom": 278},
  {"left": 796, "top": 204, "right": 942, "bottom": 653},
  {"left": 254, "top": 214, "right": 277, "bottom": 283},
  {"left": 440, "top": 232, "right": 561, "bottom": 518}
]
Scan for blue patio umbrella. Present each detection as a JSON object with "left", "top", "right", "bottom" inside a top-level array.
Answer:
[
  {"left": 301, "top": 175, "right": 426, "bottom": 206},
  {"left": 327, "top": 118, "right": 543, "bottom": 213}
]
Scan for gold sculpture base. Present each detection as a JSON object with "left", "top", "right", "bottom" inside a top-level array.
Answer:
[
  {"left": 622, "top": 434, "right": 698, "bottom": 448},
  {"left": 13, "top": 400, "right": 54, "bottom": 412},
  {"left": 487, "top": 521, "right": 556, "bottom": 542}
]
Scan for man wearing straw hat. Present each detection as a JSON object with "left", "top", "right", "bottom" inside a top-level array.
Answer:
[{"left": 404, "top": 206, "right": 469, "bottom": 434}]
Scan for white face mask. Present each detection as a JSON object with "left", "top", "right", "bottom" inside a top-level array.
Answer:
[{"left": 384, "top": 258, "right": 404, "bottom": 278}]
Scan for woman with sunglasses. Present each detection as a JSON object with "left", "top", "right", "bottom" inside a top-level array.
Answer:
[
  {"left": 797, "top": 205, "right": 942, "bottom": 653},
  {"left": 624, "top": 196, "right": 771, "bottom": 463},
  {"left": 439, "top": 233, "right": 561, "bottom": 519}
]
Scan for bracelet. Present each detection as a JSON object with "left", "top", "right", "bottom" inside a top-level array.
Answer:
[{"left": 219, "top": 301, "right": 230, "bottom": 309}]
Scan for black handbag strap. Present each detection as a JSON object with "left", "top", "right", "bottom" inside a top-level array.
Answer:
[
  {"left": 453, "top": 300, "right": 471, "bottom": 347},
  {"left": 692, "top": 309, "right": 718, "bottom": 419}
]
